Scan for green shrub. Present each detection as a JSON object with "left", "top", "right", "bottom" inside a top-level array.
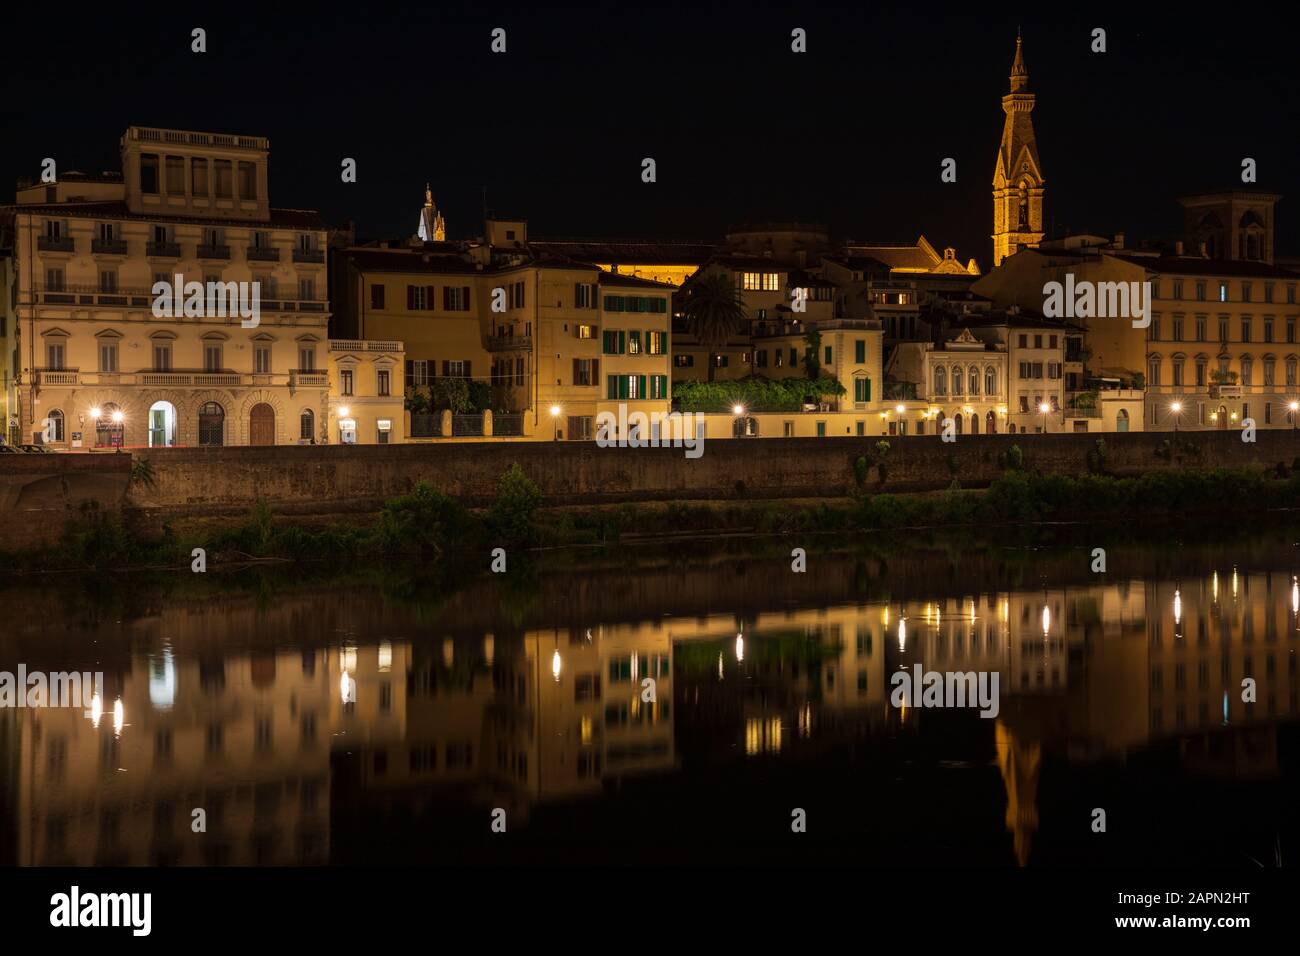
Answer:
[
  {"left": 488, "top": 463, "right": 543, "bottom": 546},
  {"left": 374, "top": 480, "right": 472, "bottom": 556}
]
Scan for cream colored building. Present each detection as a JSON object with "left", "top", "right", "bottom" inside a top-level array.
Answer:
[
  {"left": 887, "top": 328, "right": 1010, "bottom": 435},
  {"left": 3, "top": 127, "right": 336, "bottom": 448}
]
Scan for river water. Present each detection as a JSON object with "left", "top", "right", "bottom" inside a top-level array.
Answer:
[{"left": 2, "top": 531, "right": 1297, "bottom": 866}]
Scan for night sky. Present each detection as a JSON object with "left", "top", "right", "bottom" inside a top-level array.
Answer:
[{"left": 3, "top": 1, "right": 1297, "bottom": 269}]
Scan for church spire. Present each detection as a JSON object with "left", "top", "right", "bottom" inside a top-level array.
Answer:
[
  {"left": 417, "top": 184, "right": 446, "bottom": 242},
  {"left": 1009, "top": 31, "right": 1028, "bottom": 92}
]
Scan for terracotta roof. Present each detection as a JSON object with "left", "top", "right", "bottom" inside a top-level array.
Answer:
[
  {"left": 1110, "top": 254, "right": 1300, "bottom": 280},
  {"left": 341, "top": 249, "right": 480, "bottom": 275},
  {"left": 598, "top": 272, "right": 677, "bottom": 290},
  {"left": 529, "top": 239, "right": 714, "bottom": 264},
  {"left": 1, "top": 200, "right": 327, "bottom": 230}
]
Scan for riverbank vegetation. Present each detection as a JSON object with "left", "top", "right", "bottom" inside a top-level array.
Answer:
[{"left": 4, "top": 462, "right": 1300, "bottom": 573}]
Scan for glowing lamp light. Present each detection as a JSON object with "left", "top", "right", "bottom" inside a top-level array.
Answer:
[
  {"left": 111, "top": 410, "right": 124, "bottom": 424},
  {"left": 1291, "top": 401, "right": 1300, "bottom": 413},
  {"left": 732, "top": 404, "right": 745, "bottom": 416},
  {"left": 551, "top": 648, "right": 562, "bottom": 681},
  {"left": 90, "top": 407, "right": 102, "bottom": 420},
  {"left": 550, "top": 404, "right": 562, "bottom": 417},
  {"left": 895, "top": 404, "right": 906, "bottom": 414},
  {"left": 1041, "top": 604, "right": 1051, "bottom": 637},
  {"left": 112, "top": 697, "right": 124, "bottom": 737},
  {"left": 1038, "top": 402, "right": 1051, "bottom": 414},
  {"left": 1173, "top": 588, "right": 1182, "bottom": 626},
  {"left": 1170, "top": 401, "right": 1182, "bottom": 414},
  {"left": 338, "top": 406, "right": 350, "bottom": 418}
]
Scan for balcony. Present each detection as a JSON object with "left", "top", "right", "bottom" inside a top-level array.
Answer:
[
  {"left": 487, "top": 334, "right": 532, "bottom": 351},
  {"left": 37, "top": 235, "right": 74, "bottom": 253},
  {"left": 92, "top": 238, "right": 128, "bottom": 255},
  {"left": 246, "top": 246, "right": 280, "bottom": 262},
  {"left": 146, "top": 241, "right": 181, "bottom": 258},
  {"left": 197, "top": 244, "right": 231, "bottom": 260},
  {"left": 1210, "top": 384, "right": 1243, "bottom": 399},
  {"left": 1064, "top": 407, "right": 1102, "bottom": 419},
  {"left": 37, "top": 368, "right": 80, "bottom": 386},
  {"left": 291, "top": 370, "right": 330, "bottom": 390},
  {"left": 24, "top": 284, "right": 156, "bottom": 308},
  {"left": 330, "top": 339, "right": 403, "bottom": 353},
  {"left": 292, "top": 248, "right": 324, "bottom": 264}
]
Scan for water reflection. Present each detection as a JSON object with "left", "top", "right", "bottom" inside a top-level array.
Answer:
[{"left": 3, "top": 567, "right": 1298, "bottom": 866}]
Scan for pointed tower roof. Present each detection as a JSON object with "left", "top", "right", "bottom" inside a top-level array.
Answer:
[
  {"left": 416, "top": 183, "right": 446, "bottom": 242},
  {"left": 1009, "top": 31, "right": 1028, "bottom": 92}
]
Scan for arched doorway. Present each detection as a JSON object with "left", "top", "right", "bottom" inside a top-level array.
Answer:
[
  {"left": 148, "top": 401, "right": 177, "bottom": 447},
  {"left": 250, "top": 403, "right": 275, "bottom": 446},
  {"left": 986, "top": 410, "right": 997, "bottom": 434},
  {"left": 1116, "top": 408, "right": 1130, "bottom": 433},
  {"left": 1217, "top": 405, "right": 1228, "bottom": 430},
  {"left": 94, "top": 402, "right": 124, "bottom": 448},
  {"left": 953, "top": 414, "right": 963, "bottom": 435},
  {"left": 198, "top": 402, "right": 225, "bottom": 446},
  {"left": 970, "top": 413, "right": 979, "bottom": 434}
]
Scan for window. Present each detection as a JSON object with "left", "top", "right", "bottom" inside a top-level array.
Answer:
[
  {"left": 824, "top": 346, "right": 832, "bottom": 365},
  {"left": 602, "top": 330, "right": 625, "bottom": 354},
  {"left": 45, "top": 409, "right": 65, "bottom": 443},
  {"left": 855, "top": 340, "right": 865, "bottom": 363},
  {"left": 204, "top": 343, "right": 223, "bottom": 372},
  {"left": 576, "top": 324, "right": 595, "bottom": 339},
  {"left": 165, "top": 156, "right": 184, "bottom": 193},
  {"left": 1241, "top": 357, "right": 1253, "bottom": 387},
  {"left": 1148, "top": 356, "right": 1161, "bottom": 386},
  {"left": 1172, "top": 280, "right": 1183, "bottom": 299},
  {"left": 573, "top": 358, "right": 598, "bottom": 386},
  {"left": 341, "top": 369, "right": 354, "bottom": 395},
  {"left": 409, "top": 285, "right": 428, "bottom": 310},
  {"left": 238, "top": 162, "right": 257, "bottom": 199},
  {"left": 1219, "top": 282, "right": 1228, "bottom": 303},
  {"left": 1018, "top": 334, "right": 1027, "bottom": 348},
  {"left": 99, "top": 341, "right": 118, "bottom": 373},
  {"left": 1196, "top": 282, "right": 1206, "bottom": 301},
  {"left": 1242, "top": 318, "right": 1252, "bottom": 343},
  {"left": 153, "top": 342, "right": 172, "bottom": 372},
  {"left": 140, "top": 153, "right": 159, "bottom": 193},
  {"left": 377, "top": 369, "right": 390, "bottom": 396},
  {"left": 298, "top": 277, "right": 315, "bottom": 302},
  {"left": 1288, "top": 358, "right": 1297, "bottom": 387},
  {"left": 1242, "top": 283, "right": 1253, "bottom": 303},
  {"left": 575, "top": 283, "right": 596, "bottom": 308},
  {"left": 446, "top": 286, "right": 470, "bottom": 311},
  {"left": 370, "top": 284, "right": 385, "bottom": 309},
  {"left": 45, "top": 267, "right": 65, "bottom": 291},
  {"left": 854, "top": 376, "right": 871, "bottom": 403},
  {"left": 298, "top": 346, "right": 316, "bottom": 371},
  {"left": 191, "top": 158, "right": 209, "bottom": 197},
  {"left": 1264, "top": 358, "right": 1275, "bottom": 386},
  {"left": 99, "top": 269, "right": 118, "bottom": 293},
  {"left": 952, "top": 369, "right": 963, "bottom": 395},
  {"left": 1172, "top": 358, "right": 1184, "bottom": 387},
  {"left": 198, "top": 402, "right": 224, "bottom": 446},
  {"left": 1172, "top": 316, "right": 1183, "bottom": 341},
  {"left": 762, "top": 273, "right": 779, "bottom": 291},
  {"left": 628, "top": 331, "right": 642, "bottom": 355},
  {"left": 46, "top": 342, "right": 66, "bottom": 370},
  {"left": 1219, "top": 316, "right": 1229, "bottom": 341},
  {"left": 969, "top": 367, "right": 980, "bottom": 394},
  {"left": 742, "top": 272, "right": 760, "bottom": 290},
  {"left": 985, "top": 367, "right": 996, "bottom": 395},
  {"left": 934, "top": 367, "right": 947, "bottom": 395},
  {"left": 255, "top": 345, "right": 271, "bottom": 374},
  {"left": 214, "top": 160, "right": 233, "bottom": 198},
  {"left": 1196, "top": 315, "right": 1207, "bottom": 341},
  {"left": 1265, "top": 317, "right": 1275, "bottom": 343}
]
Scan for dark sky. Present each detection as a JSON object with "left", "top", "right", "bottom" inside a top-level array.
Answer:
[{"left": 3, "top": 1, "right": 1297, "bottom": 270}]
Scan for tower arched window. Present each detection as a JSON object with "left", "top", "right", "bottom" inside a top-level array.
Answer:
[{"left": 934, "top": 366, "right": 946, "bottom": 396}]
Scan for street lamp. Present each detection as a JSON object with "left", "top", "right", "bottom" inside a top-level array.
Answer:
[
  {"left": 1170, "top": 400, "right": 1182, "bottom": 433},
  {"left": 1038, "top": 401, "right": 1050, "bottom": 433},
  {"left": 550, "top": 403, "right": 562, "bottom": 441},
  {"left": 1289, "top": 400, "right": 1298, "bottom": 432}
]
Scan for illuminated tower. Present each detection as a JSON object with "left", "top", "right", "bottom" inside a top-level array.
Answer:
[
  {"left": 992, "top": 32, "right": 1045, "bottom": 267},
  {"left": 417, "top": 183, "right": 446, "bottom": 242}
]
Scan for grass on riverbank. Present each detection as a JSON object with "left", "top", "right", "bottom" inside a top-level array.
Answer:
[{"left": 4, "top": 462, "right": 1299, "bottom": 572}]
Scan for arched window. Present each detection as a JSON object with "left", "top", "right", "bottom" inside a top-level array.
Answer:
[
  {"left": 985, "top": 366, "right": 997, "bottom": 396},
  {"left": 952, "top": 368, "right": 963, "bottom": 395},
  {"left": 46, "top": 408, "right": 65, "bottom": 443},
  {"left": 300, "top": 409, "right": 315, "bottom": 442},
  {"left": 1147, "top": 355, "right": 1162, "bottom": 387},
  {"left": 953, "top": 413, "right": 963, "bottom": 435},
  {"left": 198, "top": 402, "right": 225, "bottom": 446},
  {"left": 934, "top": 366, "right": 947, "bottom": 395},
  {"left": 1287, "top": 356, "right": 1298, "bottom": 387},
  {"left": 1241, "top": 356, "right": 1253, "bottom": 387},
  {"left": 94, "top": 402, "right": 123, "bottom": 448},
  {"left": 969, "top": 366, "right": 980, "bottom": 395}
]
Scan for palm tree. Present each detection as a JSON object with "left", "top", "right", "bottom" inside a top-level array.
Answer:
[{"left": 683, "top": 272, "right": 748, "bottom": 382}]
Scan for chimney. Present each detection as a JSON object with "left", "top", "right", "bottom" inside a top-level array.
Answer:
[
  {"left": 1175, "top": 240, "right": 1185, "bottom": 256},
  {"left": 1113, "top": 232, "right": 1125, "bottom": 249}
]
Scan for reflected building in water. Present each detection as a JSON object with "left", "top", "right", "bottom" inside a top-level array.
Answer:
[{"left": 4, "top": 570, "right": 1298, "bottom": 865}]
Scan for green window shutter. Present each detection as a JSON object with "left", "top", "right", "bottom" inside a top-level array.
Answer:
[
  {"left": 855, "top": 340, "right": 865, "bottom": 363},
  {"left": 790, "top": 348, "right": 797, "bottom": 365},
  {"left": 865, "top": 377, "right": 871, "bottom": 402},
  {"left": 638, "top": 375, "right": 647, "bottom": 399},
  {"left": 618, "top": 331, "right": 626, "bottom": 354},
  {"left": 618, "top": 375, "right": 629, "bottom": 399},
  {"left": 825, "top": 346, "right": 832, "bottom": 364},
  {"left": 607, "top": 376, "right": 617, "bottom": 399}
]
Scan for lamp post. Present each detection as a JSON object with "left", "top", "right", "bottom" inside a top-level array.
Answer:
[
  {"left": 1038, "top": 401, "right": 1050, "bottom": 434},
  {"left": 732, "top": 403, "right": 745, "bottom": 438},
  {"left": 550, "top": 404, "right": 562, "bottom": 441},
  {"left": 1290, "top": 400, "right": 1298, "bottom": 432},
  {"left": 1170, "top": 400, "right": 1182, "bottom": 434}
]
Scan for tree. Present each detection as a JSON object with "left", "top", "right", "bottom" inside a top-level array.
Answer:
[{"left": 683, "top": 272, "right": 748, "bottom": 382}]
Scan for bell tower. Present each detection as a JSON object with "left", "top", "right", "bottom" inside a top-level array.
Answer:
[{"left": 992, "top": 32, "right": 1045, "bottom": 267}]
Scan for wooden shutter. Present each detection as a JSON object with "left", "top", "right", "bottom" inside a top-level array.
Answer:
[
  {"left": 462, "top": 286, "right": 470, "bottom": 310},
  {"left": 572, "top": 358, "right": 580, "bottom": 385},
  {"left": 592, "top": 358, "right": 599, "bottom": 383},
  {"left": 574, "top": 282, "right": 581, "bottom": 308},
  {"left": 442, "top": 360, "right": 450, "bottom": 377},
  {"left": 406, "top": 285, "right": 415, "bottom": 309},
  {"left": 618, "top": 331, "right": 626, "bottom": 354},
  {"left": 464, "top": 360, "right": 472, "bottom": 381},
  {"left": 638, "top": 375, "right": 647, "bottom": 399},
  {"left": 606, "top": 376, "right": 616, "bottom": 400},
  {"left": 405, "top": 359, "right": 414, "bottom": 387}
]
